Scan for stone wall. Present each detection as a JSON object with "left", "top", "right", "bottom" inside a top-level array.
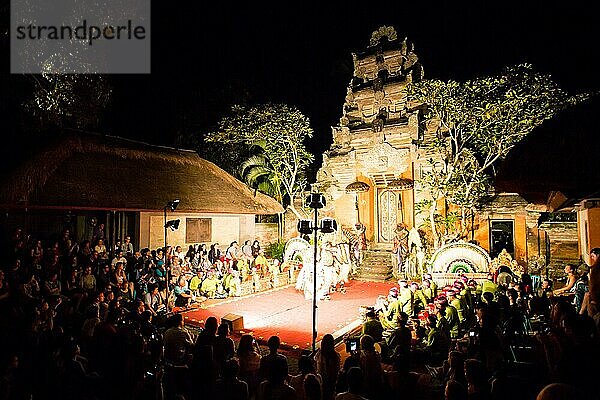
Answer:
[
  {"left": 255, "top": 223, "right": 279, "bottom": 246},
  {"left": 139, "top": 211, "right": 255, "bottom": 249},
  {"left": 539, "top": 222, "right": 581, "bottom": 279}
]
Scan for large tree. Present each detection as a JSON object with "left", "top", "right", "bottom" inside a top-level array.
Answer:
[
  {"left": 24, "top": 73, "right": 112, "bottom": 130},
  {"left": 205, "top": 103, "right": 314, "bottom": 216},
  {"left": 408, "top": 64, "right": 587, "bottom": 248}
]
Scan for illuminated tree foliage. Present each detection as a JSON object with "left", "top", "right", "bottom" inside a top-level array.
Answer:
[
  {"left": 24, "top": 73, "right": 112, "bottom": 130},
  {"left": 206, "top": 104, "right": 314, "bottom": 214},
  {"left": 408, "top": 64, "right": 587, "bottom": 247}
]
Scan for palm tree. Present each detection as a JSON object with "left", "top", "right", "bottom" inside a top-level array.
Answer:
[
  {"left": 238, "top": 151, "right": 283, "bottom": 203},
  {"left": 239, "top": 150, "right": 286, "bottom": 239}
]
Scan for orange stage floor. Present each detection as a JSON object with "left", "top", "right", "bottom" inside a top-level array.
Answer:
[{"left": 181, "top": 280, "right": 394, "bottom": 350}]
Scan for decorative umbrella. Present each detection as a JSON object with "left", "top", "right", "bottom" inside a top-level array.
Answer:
[
  {"left": 345, "top": 181, "right": 370, "bottom": 224},
  {"left": 345, "top": 181, "right": 370, "bottom": 193},
  {"left": 386, "top": 178, "right": 414, "bottom": 190}
]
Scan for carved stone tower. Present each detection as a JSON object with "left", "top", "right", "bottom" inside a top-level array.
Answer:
[{"left": 316, "top": 26, "right": 426, "bottom": 248}]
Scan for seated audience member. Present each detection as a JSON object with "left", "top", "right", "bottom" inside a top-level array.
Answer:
[
  {"left": 254, "top": 249, "right": 269, "bottom": 277},
  {"left": 535, "top": 383, "right": 581, "bottom": 400},
  {"left": 445, "top": 379, "right": 468, "bottom": 400},
  {"left": 189, "top": 270, "right": 203, "bottom": 296},
  {"left": 384, "top": 312, "right": 412, "bottom": 370},
  {"left": 173, "top": 276, "right": 193, "bottom": 308},
  {"left": 289, "top": 355, "right": 321, "bottom": 399},
  {"left": 144, "top": 284, "right": 164, "bottom": 316},
  {"left": 464, "top": 359, "right": 490, "bottom": 400},
  {"left": 335, "top": 367, "right": 367, "bottom": 400},
  {"left": 553, "top": 264, "right": 578, "bottom": 296},
  {"left": 163, "top": 313, "right": 194, "bottom": 366},
  {"left": 215, "top": 358, "right": 249, "bottom": 400},
  {"left": 362, "top": 310, "right": 384, "bottom": 342},
  {"left": 257, "top": 356, "right": 296, "bottom": 400},
  {"left": 422, "top": 314, "right": 450, "bottom": 366},
  {"left": 80, "top": 265, "right": 97, "bottom": 294},
  {"left": 303, "top": 373, "right": 322, "bottom": 400},
  {"left": 201, "top": 270, "right": 220, "bottom": 298}
]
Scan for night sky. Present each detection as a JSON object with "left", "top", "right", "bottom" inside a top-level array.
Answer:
[{"left": 3, "top": 1, "right": 599, "bottom": 172}]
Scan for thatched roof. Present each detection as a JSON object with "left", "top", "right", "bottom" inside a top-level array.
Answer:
[{"left": 0, "top": 133, "right": 283, "bottom": 214}]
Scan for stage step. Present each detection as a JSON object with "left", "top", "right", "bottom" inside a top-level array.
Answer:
[{"left": 355, "top": 249, "right": 394, "bottom": 282}]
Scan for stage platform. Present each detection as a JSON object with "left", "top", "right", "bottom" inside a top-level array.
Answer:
[{"left": 180, "top": 280, "right": 394, "bottom": 351}]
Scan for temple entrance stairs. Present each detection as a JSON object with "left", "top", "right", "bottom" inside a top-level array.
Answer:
[{"left": 355, "top": 248, "right": 394, "bottom": 282}]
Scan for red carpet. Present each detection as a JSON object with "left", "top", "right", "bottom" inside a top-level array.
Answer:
[{"left": 182, "top": 280, "right": 394, "bottom": 350}]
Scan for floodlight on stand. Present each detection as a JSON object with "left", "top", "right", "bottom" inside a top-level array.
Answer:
[
  {"left": 306, "top": 193, "right": 326, "bottom": 209},
  {"left": 166, "top": 199, "right": 180, "bottom": 212},
  {"left": 319, "top": 218, "right": 338, "bottom": 233},
  {"left": 165, "top": 219, "right": 180, "bottom": 231},
  {"left": 297, "top": 219, "right": 314, "bottom": 234}
]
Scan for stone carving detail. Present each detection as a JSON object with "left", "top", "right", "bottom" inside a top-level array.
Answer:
[
  {"left": 355, "top": 143, "right": 410, "bottom": 174},
  {"left": 369, "top": 26, "right": 398, "bottom": 47},
  {"left": 430, "top": 242, "right": 492, "bottom": 274}
]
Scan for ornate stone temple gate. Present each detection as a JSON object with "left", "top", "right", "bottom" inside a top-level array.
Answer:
[
  {"left": 314, "top": 26, "right": 428, "bottom": 280},
  {"left": 315, "top": 27, "right": 424, "bottom": 254}
]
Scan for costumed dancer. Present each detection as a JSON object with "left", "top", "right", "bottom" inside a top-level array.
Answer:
[
  {"left": 392, "top": 223, "right": 409, "bottom": 278},
  {"left": 320, "top": 241, "right": 337, "bottom": 295},
  {"left": 352, "top": 223, "right": 367, "bottom": 273}
]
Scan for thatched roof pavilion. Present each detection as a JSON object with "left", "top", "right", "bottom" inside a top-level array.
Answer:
[{"left": 0, "top": 133, "right": 283, "bottom": 215}]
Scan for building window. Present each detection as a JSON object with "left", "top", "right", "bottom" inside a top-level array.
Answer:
[
  {"left": 186, "top": 218, "right": 211, "bottom": 243},
  {"left": 489, "top": 220, "right": 515, "bottom": 259},
  {"left": 255, "top": 214, "right": 279, "bottom": 223}
]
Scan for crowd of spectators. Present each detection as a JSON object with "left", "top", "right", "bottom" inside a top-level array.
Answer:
[
  {"left": 0, "top": 227, "right": 281, "bottom": 399},
  {"left": 364, "top": 253, "right": 600, "bottom": 400},
  {"left": 1, "top": 225, "right": 600, "bottom": 400}
]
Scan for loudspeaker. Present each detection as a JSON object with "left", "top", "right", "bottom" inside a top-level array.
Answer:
[{"left": 222, "top": 313, "right": 244, "bottom": 332}]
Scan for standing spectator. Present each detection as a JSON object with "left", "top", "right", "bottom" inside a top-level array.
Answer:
[
  {"left": 92, "top": 223, "right": 105, "bottom": 245},
  {"left": 358, "top": 334, "right": 383, "bottom": 399},
  {"left": 237, "top": 334, "right": 261, "bottom": 395},
  {"left": 583, "top": 248, "right": 600, "bottom": 319},
  {"left": 259, "top": 335, "right": 287, "bottom": 382},
  {"left": 572, "top": 273, "right": 588, "bottom": 313},
  {"left": 314, "top": 334, "right": 341, "bottom": 400},
  {"left": 213, "top": 323, "right": 235, "bottom": 375}
]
